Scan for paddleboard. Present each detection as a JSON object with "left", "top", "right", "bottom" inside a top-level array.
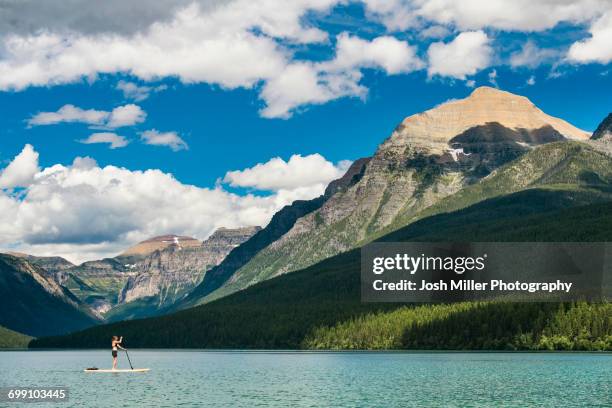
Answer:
[{"left": 84, "top": 368, "right": 150, "bottom": 373}]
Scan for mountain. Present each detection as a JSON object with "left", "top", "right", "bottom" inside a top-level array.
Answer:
[
  {"left": 116, "top": 234, "right": 201, "bottom": 263},
  {"left": 30, "top": 138, "right": 612, "bottom": 349},
  {"left": 29, "top": 174, "right": 612, "bottom": 349},
  {"left": 189, "top": 87, "right": 591, "bottom": 304},
  {"left": 5, "top": 252, "right": 75, "bottom": 285},
  {"left": 179, "top": 158, "right": 370, "bottom": 307},
  {"left": 592, "top": 113, "right": 612, "bottom": 140},
  {"left": 105, "top": 227, "right": 260, "bottom": 321},
  {"left": 6, "top": 229, "right": 259, "bottom": 319},
  {"left": 61, "top": 258, "right": 134, "bottom": 314},
  {"left": 0, "top": 254, "right": 99, "bottom": 337}
]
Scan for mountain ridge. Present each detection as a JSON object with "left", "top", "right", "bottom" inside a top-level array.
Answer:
[{"left": 191, "top": 88, "right": 592, "bottom": 304}]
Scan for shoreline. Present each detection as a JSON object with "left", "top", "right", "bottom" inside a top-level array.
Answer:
[{"left": 5, "top": 348, "right": 612, "bottom": 354}]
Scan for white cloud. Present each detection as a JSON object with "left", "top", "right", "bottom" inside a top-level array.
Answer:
[
  {"left": 116, "top": 80, "right": 167, "bottom": 101},
  {"left": 324, "top": 33, "right": 424, "bottom": 74},
  {"left": 419, "top": 25, "right": 451, "bottom": 39},
  {"left": 28, "top": 105, "right": 109, "bottom": 127},
  {"left": 427, "top": 31, "right": 492, "bottom": 79},
  {"left": 510, "top": 40, "right": 559, "bottom": 68},
  {"left": 364, "top": 0, "right": 609, "bottom": 32},
  {"left": 0, "top": 144, "right": 40, "bottom": 188},
  {"left": 361, "top": 0, "right": 419, "bottom": 31},
  {"left": 106, "top": 104, "right": 147, "bottom": 128},
  {"left": 0, "top": 145, "right": 350, "bottom": 262},
  {"left": 223, "top": 154, "right": 351, "bottom": 191},
  {"left": 260, "top": 33, "right": 423, "bottom": 118},
  {"left": 28, "top": 104, "right": 146, "bottom": 128},
  {"left": 0, "top": 2, "right": 333, "bottom": 91},
  {"left": 568, "top": 11, "right": 612, "bottom": 64},
  {"left": 259, "top": 62, "right": 367, "bottom": 119},
  {"left": 140, "top": 129, "right": 188, "bottom": 151},
  {"left": 0, "top": 2, "right": 429, "bottom": 119},
  {"left": 79, "top": 132, "right": 129, "bottom": 149}
]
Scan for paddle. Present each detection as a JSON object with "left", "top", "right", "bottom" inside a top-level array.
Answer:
[{"left": 124, "top": 349, "right": 134, "bottom": 370}]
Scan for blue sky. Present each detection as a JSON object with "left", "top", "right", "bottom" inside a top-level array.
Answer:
[{"left": 0, "top": 0, "right": 611, "bottom": 261}]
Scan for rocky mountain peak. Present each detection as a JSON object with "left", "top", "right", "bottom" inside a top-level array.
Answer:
[
  {"left": 119, "top": 234, "right": 201, "bottom": 258},
  {"left": 204, "top": 227, "right": 262, "bottom": 247},
  {"left": 387, "top": 86, "right": 589, "bottom": 155}
]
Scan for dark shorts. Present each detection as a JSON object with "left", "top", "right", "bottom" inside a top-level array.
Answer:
[{"left": 112, "top": 350, "right": 118, "bottom": 358}]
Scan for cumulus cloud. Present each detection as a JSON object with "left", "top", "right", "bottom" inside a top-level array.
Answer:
[
  {"left": 0, "top": 0, "right": 220, "bottom": 36},
  {"left": 324, "top": 33, "right": 424, "bottom": 74},
  {"left": 0, "top": 1, "right": 428, "bottom": 119},
  {"left": 0, "top": 2, "right": 328, "bottom": 91},
  {"left": 364, "top": 0, "right": 609, "bottom": 32},
  {"left": 140, "top": 129, "right": 189, "bottom": 151},
  {"left": 79, "top": 133, "right": 129, "bottom": 149},
  {"left": 260, "top": 33, "right": 423, "bottom": 118},
  {"left": 28, "top": 105, "right": 109, "bottom": 127},
  {"left": 105, "top": 104, "right": 147, "bottom": 128},
  {"left": 427, "top": 31, "right": 492, "bottom": 79},
  {"left": 28, "top": 104, "right": 146, "bottom": 128},
  {"left": 0, "top": 145, "right": 350, "bottom": 262},
  {"left": 223, "top": 154, "right": 351, "bottom": 191},
  {"left": 0, "top": 144, "right": 40, "bottom": 188},
  {"left": 116, "top": 80, "right": 167, "bottom": 102},
  {"left": 568, "top": 11, "right": 612, "bottom": 64},
  {"left": 510, "top": 40, "right": 560, "bottom": 68}
]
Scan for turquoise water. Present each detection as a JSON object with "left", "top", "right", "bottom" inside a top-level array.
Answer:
[{"left": 1, "top": 351, "right": 610, "bottom": 407}]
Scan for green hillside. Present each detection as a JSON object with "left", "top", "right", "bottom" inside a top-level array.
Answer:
[
  {"left": 0, "top": 325, "right": 32, "bottom": 348},
  {"left": 30, "top": 188, "right": 612, "bottom": 349}
]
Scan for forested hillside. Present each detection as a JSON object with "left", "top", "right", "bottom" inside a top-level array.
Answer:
[{"left": 31, "top": 190, "right": 612, "bottom": 350}]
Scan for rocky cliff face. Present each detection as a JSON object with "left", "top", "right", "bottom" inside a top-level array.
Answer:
[
  {"left": 5, "top": 252, "right": 75, "bottom": 285},
  {"left": 60, "top": 258, "right": 136, "bottom": 314},
  {"left": 205, "top": 87, "right": 590, "bottom": 301},
  {"left": 117, "top": 227, "right": 260, "bottom": 309}
]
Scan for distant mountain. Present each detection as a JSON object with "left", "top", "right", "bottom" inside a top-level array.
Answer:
[
  {"left": 105, "top": 227, "right": 260, "bottom": 321},
  {"left": 0, "top": 254, "right": 99, "bottom": 337},
  {"left": 117, "top": 234, "right": 201, "bottom": 263},
  {"left": 592, "top": 113, "right": 612, "bottom": 141},
  {"left": 179, "top": 158, "right": 370, "bottom": 307},
  {"left": 30, "top": 177, "right": 612, "bottom": 349},
  {"left": 60, "top": 258, "right": 133, "bottom": 314},
  {"left": 191, "top": 87, "right": 591, "bottom": 304},
  {"left": 5, "top": 252, "right": 75, "bottom": 285}
]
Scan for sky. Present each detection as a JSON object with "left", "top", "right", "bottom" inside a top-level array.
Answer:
[{"left": 0, "top": 0, "right": 611, "bottom": 263}]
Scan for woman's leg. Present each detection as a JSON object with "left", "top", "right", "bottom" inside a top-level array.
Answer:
[{"left": 113, "top": 356, "right": 117, "bottom": 369}]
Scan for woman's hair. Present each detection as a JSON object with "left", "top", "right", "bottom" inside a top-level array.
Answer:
[{"left": 112, "top": 335, "right": 118, "bottom": 341}]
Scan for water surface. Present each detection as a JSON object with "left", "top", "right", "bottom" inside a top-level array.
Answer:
[{"left": 1, "top": 351, "right": 610, "bottom": 407}]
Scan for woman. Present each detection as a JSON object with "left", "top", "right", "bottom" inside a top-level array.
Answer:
[{"left": 111, "top": 336, "right": 125, "bottom": 370}]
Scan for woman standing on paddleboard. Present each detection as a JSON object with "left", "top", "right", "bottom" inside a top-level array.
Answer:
[{"left": 112, "top": 336, "right": 125, "bottom": 370}]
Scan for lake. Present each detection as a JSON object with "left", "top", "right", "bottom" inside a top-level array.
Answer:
[{"left": 1, "top": 351, "right": 610, "bottom": 407}]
